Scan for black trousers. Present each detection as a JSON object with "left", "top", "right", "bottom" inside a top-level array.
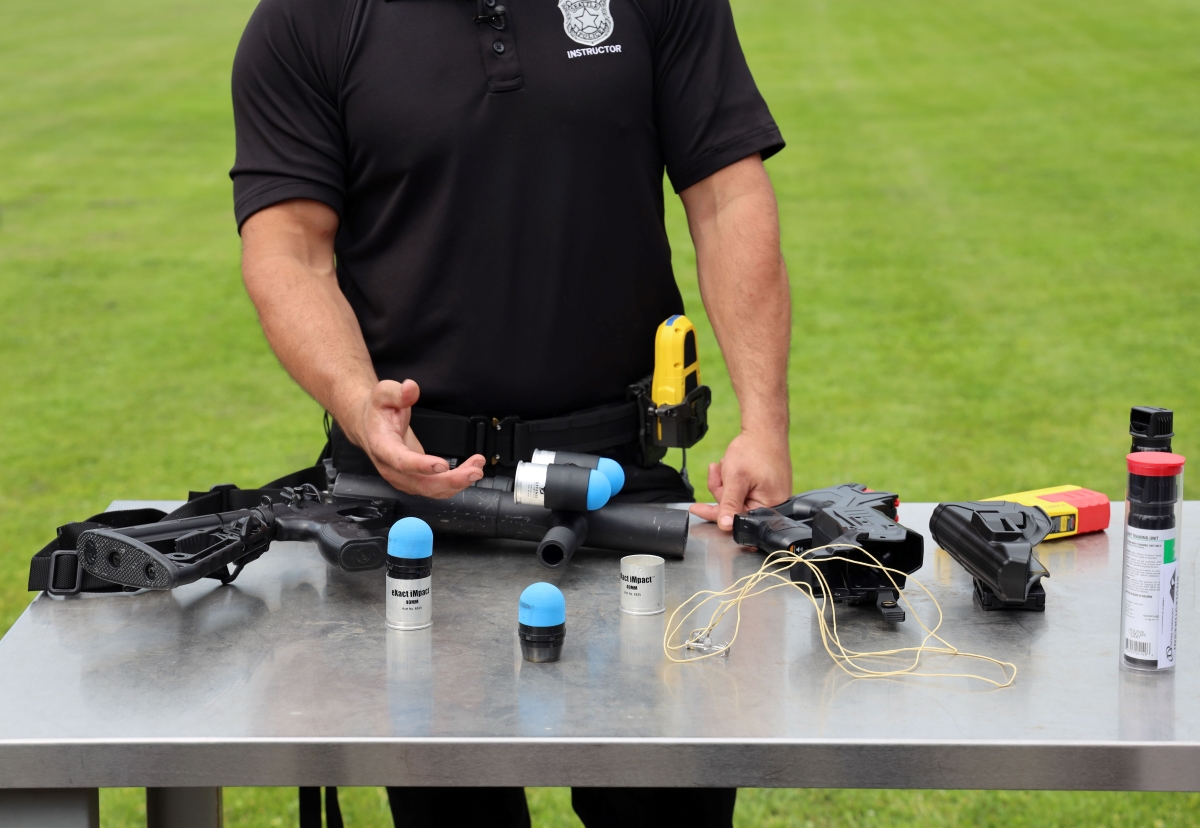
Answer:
[
  {"left": 386, "top": 786, "right": 738, "bottom": 828},
  {"left": 327, "top": 427, "right": 726, "bottom": 827}
]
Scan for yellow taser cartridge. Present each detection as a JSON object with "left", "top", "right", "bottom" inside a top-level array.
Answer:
[{"left": 983, "top": 485, "right": 1110, "bottom": 540}]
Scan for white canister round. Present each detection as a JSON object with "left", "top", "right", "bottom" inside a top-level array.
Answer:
[{"left": 620, "top": 554, "right": 665, "bottom": 615}]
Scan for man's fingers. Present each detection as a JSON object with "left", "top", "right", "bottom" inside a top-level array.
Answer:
[
  {"left": 396, "top": 378, "right": 421, "bottom": 409},
  {"left": 688, "top": 502, "right": 720, "bottom": 522},
  {"left": 716, "top": 474, "right": 751, "bottom": 531},
  {"left": 378, "top": 456, "right": 486, "bottom": 498},
  {"left": 381, "top": 468, "right": 468, "bottom": 498},
  {"left": 371, "top": 379, "right": 422, "bottom": 435},
  {"left": 386, "top": 448, "right": 449, "bottom": 476},
  {"left": 371, "top": 379, "right": 409, "bottom": 409},
  {"left": 707, "top": 461, "right": 724, "bottom": 500}
]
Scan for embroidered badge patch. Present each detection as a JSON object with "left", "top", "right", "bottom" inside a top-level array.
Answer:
[{"left": 558, "top": 0, "right": 614, "bottom": 45}]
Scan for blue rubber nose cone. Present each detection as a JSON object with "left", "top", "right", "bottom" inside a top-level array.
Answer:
[
  {"left": 585, "top": 469, "right": 612, "bottom": 510},
  {"left": 596, "top": 457, "right": 625, "bottom": 495},
  {"left": 388, "top": 517, "right": 433, "bottom": 559},
  {"left": 519, "top": 582, "right": 566, "bottom": 627}
]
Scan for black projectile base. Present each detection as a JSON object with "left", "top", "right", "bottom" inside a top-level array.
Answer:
[
  {"left": 974, "top": 579, "right": 1046, "bottom": 612},
  {"left": 519, "top": 623, "right": 566, "bottom": 663}
]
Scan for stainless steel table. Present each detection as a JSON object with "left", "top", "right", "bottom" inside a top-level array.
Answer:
[{"left": 1, "top": 501, "right": 1197, "bottom": 827}]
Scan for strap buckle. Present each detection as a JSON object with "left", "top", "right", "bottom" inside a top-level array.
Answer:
[
  {"left": 46, "top": 549, "right": 83, "bottom": 596},
  {"left": 467, "top": 415, "right": 525, "bottom": 466}
]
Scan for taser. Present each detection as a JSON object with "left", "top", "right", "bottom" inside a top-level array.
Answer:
[{"left": 650, "top": 315, "right": 700, "bottom": 440}]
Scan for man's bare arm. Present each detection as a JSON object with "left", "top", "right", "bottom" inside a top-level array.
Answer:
[
  {"left": 240, "top": 199, "right": 485, "bottom": 496},
  {"left": 680, "top": 154, "right": 792, "bottom": 528}
]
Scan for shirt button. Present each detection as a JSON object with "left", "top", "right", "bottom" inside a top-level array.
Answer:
[{"left": 492, "top": 41, "right": 505, "bottom": 54}]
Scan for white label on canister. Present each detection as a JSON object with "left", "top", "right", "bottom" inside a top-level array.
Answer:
[
  {"left": 387, "top": 575, "right": 432, "bottom": 630},
  {"left": 1122, "top": 527, "right": 1178, "bottom": 669},
  {"left": 513, "top": 462, "right": 548, "bottom": 507},
  {"left": 620, "top": 554, "right": 665, "bottom": 615}
]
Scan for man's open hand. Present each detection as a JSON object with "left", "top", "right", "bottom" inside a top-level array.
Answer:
[
  {"left": 689, "top": 431, "right": 791, "bottom": 530},
  {"left": 354, "top": 379, "right": 485, "bottom": 497}
]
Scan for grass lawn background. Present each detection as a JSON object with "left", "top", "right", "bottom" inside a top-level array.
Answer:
[{"left": 2, "top": 0, "right": 1198, "bottom": 824}]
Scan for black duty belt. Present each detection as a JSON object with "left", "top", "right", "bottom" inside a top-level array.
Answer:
[{"left": 410, "top": 401, "right": 641, "bottom": 467}]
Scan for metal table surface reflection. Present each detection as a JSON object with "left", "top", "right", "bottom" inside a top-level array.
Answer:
[{"left": 0, "top": 502, "right": 1197, "bottom": 791}]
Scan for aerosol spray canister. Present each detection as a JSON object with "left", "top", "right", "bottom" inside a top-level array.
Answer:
[
  {"left": 386, "top": 517, "right": 433, "bottom": 631},
  {"left": 1130, "top": 406, "right": 1174, "bottom": 453},
  {"left": 1120, "top": 452, "right": 1186, "bottom": 672}
]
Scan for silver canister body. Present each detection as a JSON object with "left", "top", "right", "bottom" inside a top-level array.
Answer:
[
  {"left": 386, "top": 567, "right": 432, "bottom": 631},
  {"left": 513, "top": 461, "right": 549, "bottom": 507},
  {"left": 620, "top": 554, "right": 665, "bottom": 615}
]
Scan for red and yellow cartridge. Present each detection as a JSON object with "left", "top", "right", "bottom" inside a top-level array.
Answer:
[{"left": 983, "top": 485, "right": 1110, "bottom": 540}]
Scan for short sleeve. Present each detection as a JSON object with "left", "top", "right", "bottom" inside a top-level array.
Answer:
[
  {"left": 651, "top": 0, "right": 784, "bottom": 193},
  {"left": 229, "top": 0, "right": 350, "bottom": 231}
]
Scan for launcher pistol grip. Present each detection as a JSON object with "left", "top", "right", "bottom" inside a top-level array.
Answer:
[
  {"left": 272, "top": 500, "right": 391, "bottom": 572},
  {"left": 732, "top": 509, "right": 813, "bottom": 554}
]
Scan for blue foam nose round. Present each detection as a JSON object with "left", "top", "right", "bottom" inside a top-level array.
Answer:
[
  {"left": 586, "top": 469, "right": 612, "bottom": 511},
  {"left": 596, "top": 457, "right": 625, "bottom": 495},
  {"left": 519, "top": 582, "right": 566, "bottom": 627},
  {"left": 388, "top": 517, "right": 433, "bottom": 559}
]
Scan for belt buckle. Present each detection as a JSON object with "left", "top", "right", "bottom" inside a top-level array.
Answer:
[
  {"left": 494, "top": 416, "right": 522, "bottom": 466},
  {"left": 46, "top": 549, "right": 83, "bottom": 596}
]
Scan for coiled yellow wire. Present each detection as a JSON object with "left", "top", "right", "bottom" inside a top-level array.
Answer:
[{"left": 663, "top": 542, "right": 1017, "bottom": 688}]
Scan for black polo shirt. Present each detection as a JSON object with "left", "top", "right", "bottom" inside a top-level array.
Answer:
[{"left": 230, "top": 0, "right": 783, "bottom": 419}]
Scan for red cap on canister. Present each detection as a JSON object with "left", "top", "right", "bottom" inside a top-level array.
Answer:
[{"left": 1126, "top": 452, "right": 1186, "bottom": 477}]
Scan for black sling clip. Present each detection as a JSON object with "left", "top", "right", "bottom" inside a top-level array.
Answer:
[{"left": 46, "top": 549, "right": 84, "bottom": 596}]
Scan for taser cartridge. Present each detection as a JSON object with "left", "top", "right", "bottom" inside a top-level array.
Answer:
[{"left": 983, "top": 485, "right": 1109, "bottom": 540}]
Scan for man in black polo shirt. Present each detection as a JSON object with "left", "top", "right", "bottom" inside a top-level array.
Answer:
[{"left": 231, "top": 0, "right": 791, "bottom": 823}]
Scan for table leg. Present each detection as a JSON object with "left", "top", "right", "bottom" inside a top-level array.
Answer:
[
  {"left": 146, "top": 787, "right": 224, "bottom": 828},
  {"left": 0, "top": 788, "right": 99, "bottom": 827}
]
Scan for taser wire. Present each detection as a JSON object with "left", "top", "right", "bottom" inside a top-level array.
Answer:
[{"left": 664, "top": 542, "right": 1018, "bottom": 688}]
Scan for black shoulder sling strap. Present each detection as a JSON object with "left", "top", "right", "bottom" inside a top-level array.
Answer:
[{"left": 27, "top": 464, "right": 331, "bottom": 595}]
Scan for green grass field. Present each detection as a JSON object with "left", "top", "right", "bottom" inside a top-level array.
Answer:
[{"left": 2, "top": 0, "right": 1199, "bottom": 824}]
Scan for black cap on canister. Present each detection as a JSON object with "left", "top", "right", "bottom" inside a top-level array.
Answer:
[{"left": 1130, "top": 407, "right": 1173, "bottom": 453}]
